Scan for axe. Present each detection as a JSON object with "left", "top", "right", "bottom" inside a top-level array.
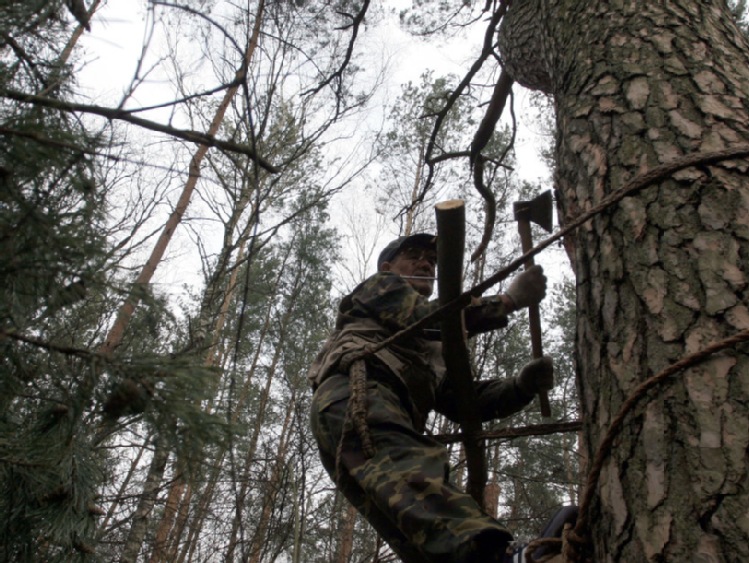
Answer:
[{"left": 513, "top": 190, "right": 553, "bottom": 418}]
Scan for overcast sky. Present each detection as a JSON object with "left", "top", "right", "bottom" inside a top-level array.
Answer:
[{"left": 75, "top": 1, "right": 564, "bottom": 294}]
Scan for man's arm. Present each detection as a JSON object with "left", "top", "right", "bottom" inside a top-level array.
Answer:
[
  {"left": 464, "top": 264, "right": 547, "bottom": 337},
  {"left": 464, "top": 296, "right": 514, "bottom": 337},
  {"left": 435, "top": 357, "right": 554, "bottom": 422}
]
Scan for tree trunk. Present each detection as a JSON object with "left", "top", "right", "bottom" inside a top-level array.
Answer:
[
  {"left": 150, "top": 233, "right": 254, "bottom": 561},
  {"left": 335, "top": 504, "right": 358, "bottom": 563},
  {"left": 121, "top": 441, "right": 170, "bottom": 563},
  {"left": 500, "top": 2, "right": 749, "bottom": 561},
  {"left": 404, "top": 136, "right": 427, "bottom": 236},
  {"left": 246, "top": 393, "right": 297, "bottom": 563},
  {"left": 226, "top": 264, "right": 305, "bottom": 560},
  {"left": 97, "top": 440, "right": 148, "bottom": 540}
]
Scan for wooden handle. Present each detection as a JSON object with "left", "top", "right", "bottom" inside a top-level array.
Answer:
[{"left": 517, "top": 219, "right": 552, "bottom": 418}]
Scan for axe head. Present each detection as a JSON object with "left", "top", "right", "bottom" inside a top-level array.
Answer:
[{"left": 513, "top": 189, "right": 554, "bottom": 233}]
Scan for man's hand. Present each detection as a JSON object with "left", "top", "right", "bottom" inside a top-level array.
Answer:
[
  {"left": 517, "top": 356, "right": 554, "bottom": 396},
  {"left": 505, "top": 264, "right": 547, "bottom": 310}
]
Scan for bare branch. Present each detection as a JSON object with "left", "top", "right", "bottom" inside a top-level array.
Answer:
[
  {"left": 401, "top": 0, "right": 512, "bottom": 218},
  {"left": 434, "top": 420, "right": 583, "bottom": 444},
  {"left": 302, "top": 0, "right": 371, "bottom": 100},
  {"left": 1, "top": 89, "right": 279, "bottom": 172}
]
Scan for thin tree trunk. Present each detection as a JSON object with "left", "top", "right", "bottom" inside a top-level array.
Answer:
[
  {"left": 225, "top": 266, "right": 305, "bottom": 559},
  {"left": 335, "top": 504, "right": 358, "bottom": 563},
  {"left": 98, "top": 439, "right": 149, "bottom": 538},
  {"left": 41, "top": 0, "right": 103, "bottom": 96},
  {"left": 100, "top": 0, "right": 267, "bottom": 356},
  {"left": 148, "top": 471, "right": 186, "bottom": 562},
  {"left": 149, "top": 234, "right": 251, "bottom": 561},
  {"left": 404, "top": 136, "right": 426, "bottom": 236},
  {"left": 144, "top": 3, "right": 269, "bottom": 553},
  {"left": 121, "top": 440, "right": 170, "bottom": 563},
  {"left": 179, "top": 249, "right": 295, "bottom": 563},
  {"left": 246, "top": 396, "right": 297, "bottom": 563},
  {"left": 171, "top": 241, "right": 296, "bottom": 562},
  {"left": 483, "top": 445, "right": 500, "bottom": 519}
]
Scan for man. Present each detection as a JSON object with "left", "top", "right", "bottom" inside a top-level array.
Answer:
[{"left": 308, "top": 233, "right": 554, "bottom": 563}]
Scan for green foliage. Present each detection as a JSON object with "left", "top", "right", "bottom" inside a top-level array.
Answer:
[
  {"left": 374, "top": 70, "right": 495, "bottom": 229},
  {"left": 0, "top": 3, "right": 109, "bottom": 556},
  {"left": 0, "top": 3, "right": 234, "bottom": 558}
]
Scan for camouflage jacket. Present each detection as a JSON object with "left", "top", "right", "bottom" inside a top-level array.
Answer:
[{"left": 307, "top": 272, "right": 534, "bottom": 426}]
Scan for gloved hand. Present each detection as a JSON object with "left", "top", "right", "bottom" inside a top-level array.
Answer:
[
  {"left": 505, "top": 264, "right": 547, "bottom": 310},
  {"left": 517, "top": 356, "right": 554, "bottom": 397}
]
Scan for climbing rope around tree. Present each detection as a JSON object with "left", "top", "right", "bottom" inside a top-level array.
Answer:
[{"left": 515, "top": 328, "right": 749, "bottom": 563}]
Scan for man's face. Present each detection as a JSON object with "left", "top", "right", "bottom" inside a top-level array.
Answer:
[{"left": 380, "top": 245, "right": 437, "bottom": 296}]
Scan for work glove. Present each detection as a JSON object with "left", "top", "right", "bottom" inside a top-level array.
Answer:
[
  {"left": 505, "top": 264, "right": 547, "bottom": 310},
  {"left": 517, "top": 356, "right": 554, "bottom": 397}
]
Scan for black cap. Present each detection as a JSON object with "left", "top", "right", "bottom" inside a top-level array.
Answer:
[{"left": 377, "top": 233, "right": 436, "bottom": 270}]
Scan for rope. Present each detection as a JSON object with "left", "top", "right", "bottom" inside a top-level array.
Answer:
[
  {"left": 349, "top": 358, "right": 376, "bottom": 458},
  {"left": 569, "top": 328, "right": 749, "bottom": 560},
  {"left": 340, "top": 145, "right": 749, "bottom": 373},
  {"left": 334, "top": 354, "right": 376, "bottom": 483}
]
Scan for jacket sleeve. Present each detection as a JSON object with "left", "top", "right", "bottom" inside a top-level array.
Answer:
[
  {"left": 434, "top": 377, "right": 535, "bottom": 423},
  {"left": 463, "top": 297, "right": 511, "bottom": 337}
]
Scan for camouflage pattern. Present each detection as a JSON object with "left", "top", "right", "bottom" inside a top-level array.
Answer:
[
  {"left": 309, "top": 272, "right": 537, "bottom": 562},
  {"left": 311, "top": 372, "right": 513, "bottom": 563},
  {"left": 307, "top": 272, "right": 527, "bottom": 425}
]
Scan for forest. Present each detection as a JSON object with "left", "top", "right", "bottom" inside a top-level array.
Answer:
[{"left": 1, "top": 1, "right": 748, "bottom": 562}]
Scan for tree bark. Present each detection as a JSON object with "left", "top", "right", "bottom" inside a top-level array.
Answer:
[
  {"left": 334, "top": 504, "right": 358, "bottom": 563},
  {"left": 500, "top": 1, "right": 749, "bottom": 561}
]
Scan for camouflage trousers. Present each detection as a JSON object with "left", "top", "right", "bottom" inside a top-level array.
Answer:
[{"left": 310, "top": 367, "right": 512, "bottom": 563}]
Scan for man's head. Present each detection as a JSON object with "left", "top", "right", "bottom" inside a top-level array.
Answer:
[{"left": 377, "top": 233, "right": 437, "bottom": 296}]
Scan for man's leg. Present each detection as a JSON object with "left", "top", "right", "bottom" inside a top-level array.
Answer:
[{"left": 310, "top": 374, "right": 512, "bottom": 563}]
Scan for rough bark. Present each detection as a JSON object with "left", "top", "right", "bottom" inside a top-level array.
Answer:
[{"left": 499, "top": 1, "right": 749, "bottom": 561}]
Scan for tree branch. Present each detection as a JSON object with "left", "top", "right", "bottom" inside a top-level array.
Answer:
[
  {"left": 302, "top": 0, "right": 371, "bottom": 100},
  {"left": 1, "top": 88, "right": 279, "bottom": 173},
  {"left": 402, "top": 0, "right": 512, "bottom": 219},
  {"left": 434, "top": 420, "right": 583, "bottom": 444}
]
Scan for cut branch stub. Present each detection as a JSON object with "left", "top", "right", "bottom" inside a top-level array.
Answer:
[{"left": 497, "top": 0, "right": 552, "bottom": 93}]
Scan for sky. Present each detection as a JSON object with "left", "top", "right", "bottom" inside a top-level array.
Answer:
[{"left": 75, "top": 0, "right": 566, "bottom": 296}]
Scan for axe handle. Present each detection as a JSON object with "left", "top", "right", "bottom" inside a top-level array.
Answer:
[{"left": 518, "top": 219, "right": 552, "bottom": 418}]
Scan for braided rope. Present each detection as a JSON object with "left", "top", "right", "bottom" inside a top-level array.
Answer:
[
  {"left": 523, "top": 537, "right": 561, "bottom": 562},
  {"left": 349, "top": 358, "right": 376, "bottom": 458},
  {"left": 333, "top": 355, "right": 376, "bottom": 483}
]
